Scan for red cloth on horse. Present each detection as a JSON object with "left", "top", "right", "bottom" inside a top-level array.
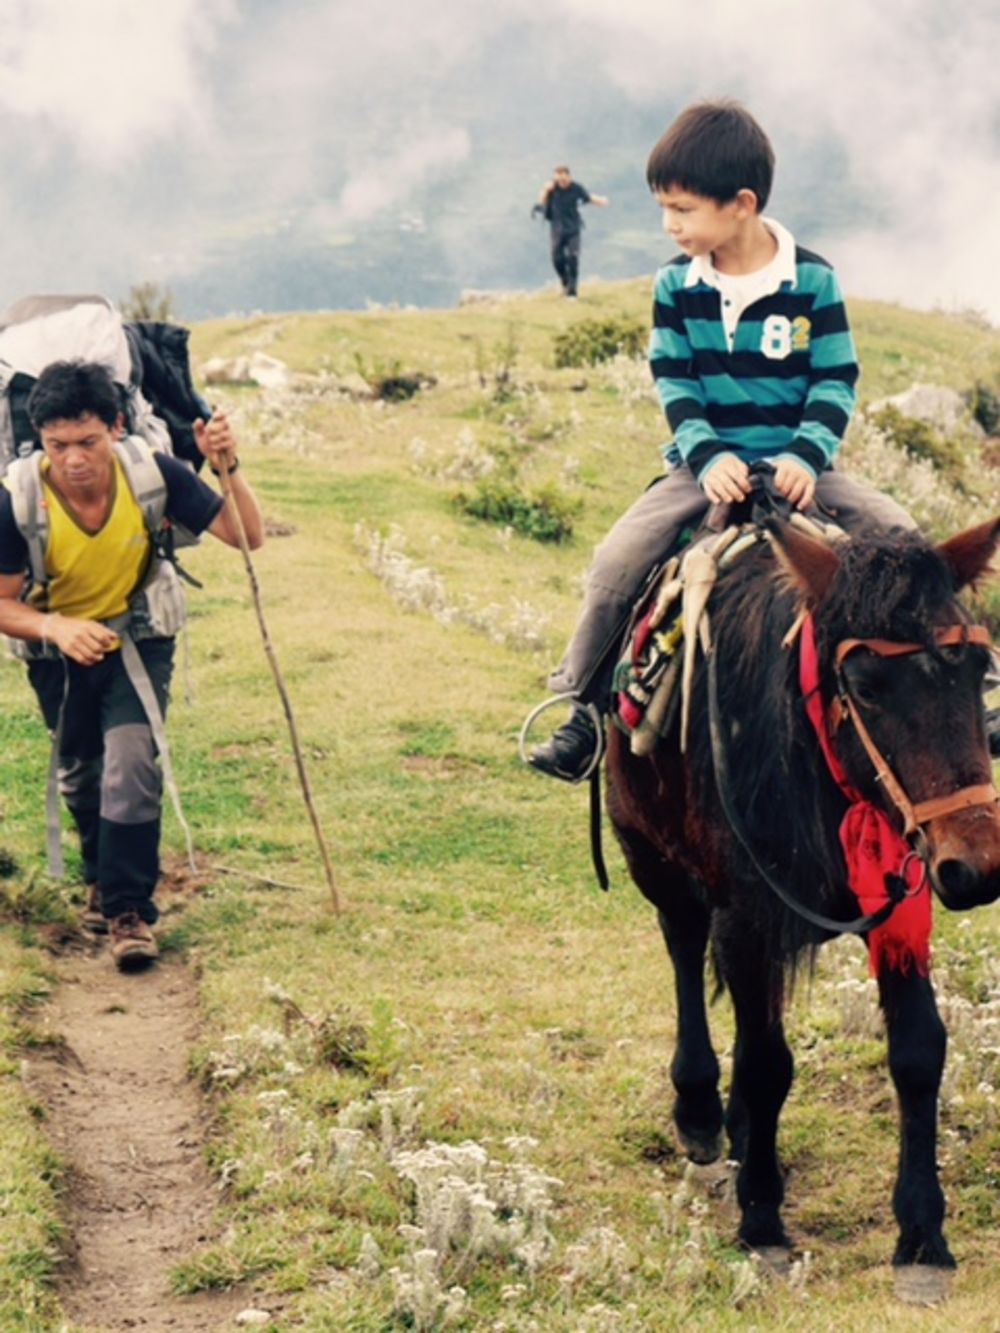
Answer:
[{"left": 799, "top": 614, "right": 932, "bottom": 976}]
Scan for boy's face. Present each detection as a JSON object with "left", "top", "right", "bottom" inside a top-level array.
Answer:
[
  {"left": 553, "top": 169, "right": 572, "bottom": 188},
  {"left": 655, "top": 185, "right": 755, "bottom": 259}
]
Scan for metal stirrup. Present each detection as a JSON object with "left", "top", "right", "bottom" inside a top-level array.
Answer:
[{"left": 518, "top": 693, "right": 605, "bottom": 783}]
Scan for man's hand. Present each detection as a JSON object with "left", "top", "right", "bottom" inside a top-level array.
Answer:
[
  {"left": 772, "top": 458, "right": 816, "bottom": 511},
  {"left": 193, "top": 412, "right": 238, "bottom": 475},
  {"left": 702, "top": 454, "right": 752, "bottom": 505},
  {"left": 46, "top": 614, "right": 119, "bottom": 666}
]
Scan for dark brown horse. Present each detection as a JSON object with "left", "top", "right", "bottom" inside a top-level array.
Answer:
[{"left": 606, "top": 512, "right": 1000, "bottom": 1289}]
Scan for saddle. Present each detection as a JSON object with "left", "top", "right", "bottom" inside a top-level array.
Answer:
[{"left": 612, "top": 465, "right": 844, "bottom": 755}]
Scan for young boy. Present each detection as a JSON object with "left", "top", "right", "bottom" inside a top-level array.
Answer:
[
  {"left": 536, "top": 166, "right": 610, "bottom": 298},
  {"left": 530, "top": 100, "right": 914, "bottom": 781}
]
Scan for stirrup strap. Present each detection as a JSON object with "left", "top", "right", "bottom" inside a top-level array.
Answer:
[{"left": 589, "top": 767, "right": 609, "bottom": 892}]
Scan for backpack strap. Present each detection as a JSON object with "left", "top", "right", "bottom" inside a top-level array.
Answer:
[
  {"left": 113, "top": 434, "right": 167, "bottom": 537},
  {"left": 120, "top": 636, "right": 196, "bottom": 872},
  {"left": 5, "top": 451, "right": 49, "bottom": 587},
  {"left": 113, "top": 432, "right": 201, "bottom": 576}
]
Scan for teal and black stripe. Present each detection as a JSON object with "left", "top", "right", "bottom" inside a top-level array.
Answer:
[{"left": 649, "top": 246, "right": 859, "bottom": 483}]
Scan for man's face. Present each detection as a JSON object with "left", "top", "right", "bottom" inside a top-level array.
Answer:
[
  {"left": 554, "top": 169, "right": 572, "bottom": 189},
  {"left": 655, "top": 185, "right": 748, "bottom": 259},
  {"left": 40, "top": 412, "right": 120, "bottom": 493}
]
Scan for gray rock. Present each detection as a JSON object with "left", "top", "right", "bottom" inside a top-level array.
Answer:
[{"left": 870, "top": 382, "right": 983, "bottom": 438}]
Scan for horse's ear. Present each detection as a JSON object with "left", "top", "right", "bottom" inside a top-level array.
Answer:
[
  {"left": 767, "top": 520, "right": 842, "bottom": 606},
  {"left": 937, "top": 516, "right": 1000, "bottom": 591}
]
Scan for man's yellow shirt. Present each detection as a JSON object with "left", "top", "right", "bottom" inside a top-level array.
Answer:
[{"left": 40, "top": 456, "right": 150, "bottom": 622}]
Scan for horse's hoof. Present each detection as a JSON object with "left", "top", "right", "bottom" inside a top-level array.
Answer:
[
  {"left": 753, "top": 1246, "right": 793, "bottom": 1277},
  {"left": 894, "top": 1265, "right": 952, "bottom": 1306},
  {"left": 677, "top": 1127, "right": 723, "bottom": 1164}
]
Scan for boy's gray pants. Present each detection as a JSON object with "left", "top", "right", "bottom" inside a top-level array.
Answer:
[{"left": 547, "top": 464, "right": 917, "bottom": 702}]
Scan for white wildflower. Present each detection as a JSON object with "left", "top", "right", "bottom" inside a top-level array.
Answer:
[{"left": 355, "top": 1231, "right": 383, "bottom": 1281}]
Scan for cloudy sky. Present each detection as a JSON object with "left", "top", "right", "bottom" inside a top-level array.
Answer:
[{"left": 0, "top": 0, "right": 997, "bottom": 320}]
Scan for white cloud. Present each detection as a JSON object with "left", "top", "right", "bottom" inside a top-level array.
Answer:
[
  {"left": 0, "top": 0, "right": 996, "bottom": 318},
  {"left": 331, "top": 128, "right": 472, "bottom": 226},
  {"left": 543, "top": 0, "right": 1000, "bottom": 318},
  {"left": 0, "top": 0, "right": 237, "bottom": 166}
]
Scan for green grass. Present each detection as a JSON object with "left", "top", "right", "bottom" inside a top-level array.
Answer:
[
  {"left": 0, "top": 935, "right": 64, "bottom": 1330},
  {"left": 1, "top": 282, "right": 999, "bottom": 1329}
]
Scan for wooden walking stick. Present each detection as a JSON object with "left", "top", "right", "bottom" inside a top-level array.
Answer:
[{"left": 214, "top": 451, "right": 344, "bottom": 914}]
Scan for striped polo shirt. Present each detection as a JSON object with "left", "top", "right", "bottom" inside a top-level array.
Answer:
[{"left": 649, "top": 220, "right": 859, "bottom": 483}]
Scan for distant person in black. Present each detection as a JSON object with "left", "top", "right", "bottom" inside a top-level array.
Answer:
[{"left": 535, "top": 166, "right": 610, "bottom": 298}]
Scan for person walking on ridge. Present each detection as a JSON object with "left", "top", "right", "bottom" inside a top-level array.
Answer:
[{"left": 535, "top": 165, "right": 610, "bottom": 297}]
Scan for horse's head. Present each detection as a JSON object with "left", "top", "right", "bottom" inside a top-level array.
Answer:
[{"left": 773, "top": 515, "right": 1000, "bottom": 911}]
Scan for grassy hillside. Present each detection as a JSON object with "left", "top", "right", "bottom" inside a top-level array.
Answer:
[{"left": 1, "top": 284, "right": 998, "bottom": 1330}]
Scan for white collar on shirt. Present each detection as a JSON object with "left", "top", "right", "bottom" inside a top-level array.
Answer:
[{"left": 683, "top": 218, "right": 797, "bottom": 293}]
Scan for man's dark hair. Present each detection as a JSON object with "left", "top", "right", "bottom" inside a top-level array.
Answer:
[
  {"left": 28, "top": 360, "right": 122, "bottom": 432},
  {"left": 646, "top": 100, "right": 775, "bottom": 209}
]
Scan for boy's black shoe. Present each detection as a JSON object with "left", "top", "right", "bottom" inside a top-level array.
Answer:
[{"left": 529, "top": 707, "right": 601, "bottom": 781}]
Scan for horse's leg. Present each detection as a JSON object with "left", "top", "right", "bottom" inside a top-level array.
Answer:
[
  {"left": 724, "top": 1070, "right": 749, "bottom": 1164},
  {"left": 717, "top": 928, "right": 793, "bottom": 1251},
  {"left": 620, "top": 832, "right": 723, "bottom": 1162},
  {"left": 657, "top": 889, "right": 725, "bottom": 1164},
  {"left": 879, "top": 967, "right": 955, "bottom": 1270}
]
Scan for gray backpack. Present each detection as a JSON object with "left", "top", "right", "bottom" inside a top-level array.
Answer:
[{"left": 0, "top": 294, "right": 172, "bottom": 476}]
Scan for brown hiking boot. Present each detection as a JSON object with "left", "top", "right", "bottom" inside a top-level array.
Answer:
[
  {"left": 109, "top": 912, "right": 159, "bottom": 971},
  {"left": 81, "top": 884, "right": 108, "bottom": 935}
]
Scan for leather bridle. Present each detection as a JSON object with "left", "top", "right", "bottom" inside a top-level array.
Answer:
[
  {"left": 708, "top": 616, "right": 998, "bottom": 940},
  {"left": 828, "top": 624, "right": 999, "bottom": 841}
]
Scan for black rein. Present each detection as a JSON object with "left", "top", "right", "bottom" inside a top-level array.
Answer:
[{"left": 706, "top": 643, "right": 899, "bottom": 937}]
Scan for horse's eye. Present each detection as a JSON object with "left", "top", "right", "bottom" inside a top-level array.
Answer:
[{"left": 850, "top": 679, "right": 882, "bottom": 709}]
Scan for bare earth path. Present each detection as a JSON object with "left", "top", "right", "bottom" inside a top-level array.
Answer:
[{"left": 26, "top": 938, "right": 268, "bottom": 1332}]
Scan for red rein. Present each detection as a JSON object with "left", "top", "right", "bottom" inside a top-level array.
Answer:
[
  {"left": 799, "top": 614, "right": 932, "bottom": 975},
  {"left": 799, "top": 614, "right": 998, "bottom": 974}
]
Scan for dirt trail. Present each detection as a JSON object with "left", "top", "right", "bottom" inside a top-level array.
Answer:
[{"left": 26, "top": 935, "right": 267, "bottom": 1332}]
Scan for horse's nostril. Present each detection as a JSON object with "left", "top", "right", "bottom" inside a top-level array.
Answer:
[{"left": 934, "top": 858, "right": 980, "bottom": 907}]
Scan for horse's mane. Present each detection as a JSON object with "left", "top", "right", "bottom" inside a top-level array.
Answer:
[
  {"left": 818, "top": 531, "right": 961, "bottom": 647},
  {"left": 683, "top": 525, "right": 964, "bottom": 967}
]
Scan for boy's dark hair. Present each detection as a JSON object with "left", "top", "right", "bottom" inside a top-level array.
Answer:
[
  {"left": 28, "top": 360, "right": 122, "bottom": 432},
  {"left": 646, "top": 100, "right": 774, "bottom": 209}
]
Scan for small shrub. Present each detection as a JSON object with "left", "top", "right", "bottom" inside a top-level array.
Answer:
[
  {"left": 966, "top": 380, "right": 1000, "bottom": 436},
  {"left": 120, "top": 280, "right": 175, "bottom": 322},
  {"left": 473, "top": 323, "right": 521, "bottom": 402},
  {"left": 454, "top": 476, "right": 581, "bottom": 543},
  {"left": 353, "top": 352, "right": 433, "bottom": 401},
  {"left": 553, "top": 316, "right": 646, "bottom": 368},
  {"left": 867, "top": 404, "right": 966, "bottom": 474},
  {"left": 375, "top": 373, "right": 433, "bottom": 402}
]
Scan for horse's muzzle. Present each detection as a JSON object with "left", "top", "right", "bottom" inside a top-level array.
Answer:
[{"left": 927, "top": 805, "right": 1000, "bottom": 910}]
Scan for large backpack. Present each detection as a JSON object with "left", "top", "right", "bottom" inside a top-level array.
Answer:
[{"left": 0, "top": 294, "right": 210, "bottom": 476}]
